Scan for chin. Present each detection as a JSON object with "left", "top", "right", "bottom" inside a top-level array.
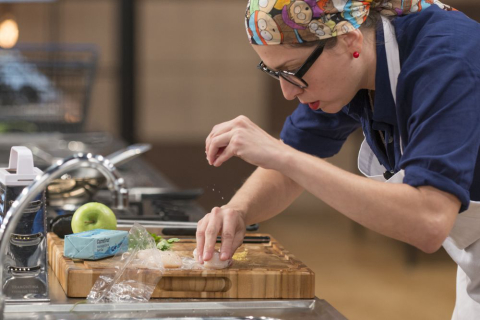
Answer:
[{"left": 319, "top": 103, "right": 343, "bottom": 114}]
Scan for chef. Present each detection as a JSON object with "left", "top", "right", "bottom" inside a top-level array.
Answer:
[{"left": 196, "top": 0, "right": 480, "bottom": 318}]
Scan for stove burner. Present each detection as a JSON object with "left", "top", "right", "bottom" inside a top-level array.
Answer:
[{"left": 151, "top": 200, "right": 191, "bottom": 221}]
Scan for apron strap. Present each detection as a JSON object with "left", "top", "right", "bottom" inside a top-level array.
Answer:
[
  {"left": 358, "top": 17, "right": 406, "bottom": 181},
  {"left": 381, "top": 16, "right": 404, "bottom": 155},
  {"left": 382, "top": 16, "right": 401, "bottom": 104}
]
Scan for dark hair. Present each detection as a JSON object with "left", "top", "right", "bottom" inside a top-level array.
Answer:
[{"left": 288, "top": 10, "right": 382, "bottom": 49}]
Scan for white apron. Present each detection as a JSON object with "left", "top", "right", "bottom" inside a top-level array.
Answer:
[{"left": 357, "top": 16, "right": 480, "bottom": 320}]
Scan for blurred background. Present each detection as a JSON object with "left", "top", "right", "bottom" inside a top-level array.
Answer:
[{"left": 0, "top": 0, "right": 478, "bottom": 319}]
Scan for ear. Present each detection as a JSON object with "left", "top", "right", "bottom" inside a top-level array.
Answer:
[{"left": 337, "top": 29, "right": 364, "bottom": 55}]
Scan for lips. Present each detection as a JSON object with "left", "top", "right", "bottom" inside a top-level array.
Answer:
[{"left": 308, "top": 101, "right": 320, "bottom": 110}]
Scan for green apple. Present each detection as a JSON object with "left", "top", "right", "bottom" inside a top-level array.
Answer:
[{"left": 71, "top": 202, "right": 117, "bottom": 233}]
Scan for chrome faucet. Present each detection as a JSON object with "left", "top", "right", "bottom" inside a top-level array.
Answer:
[{"left": 0, "top": 153, "right": 128, "bottom": 317}]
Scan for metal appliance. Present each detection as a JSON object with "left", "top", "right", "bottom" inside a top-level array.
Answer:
[{"left": 0, "top": 147, "right": 48, "bottom": 302}]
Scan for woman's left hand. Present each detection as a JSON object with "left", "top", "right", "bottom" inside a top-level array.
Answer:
[{"left": 206, "top": 115, "right": 289, "bottom": 170}]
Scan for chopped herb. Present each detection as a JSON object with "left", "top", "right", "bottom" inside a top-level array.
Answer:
[
  {"left": 156, "top": 238, "right": 180, "bottom": 251},
  {"left": 148, "top": 232, "right": 180, "bottom": 251},
  {"left": 148, "top": 232, "right": 163, "bottom": 244}
]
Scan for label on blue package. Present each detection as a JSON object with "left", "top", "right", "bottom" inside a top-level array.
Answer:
[{"left": 64, "top": 229, "right": 129, "bottom": 260}]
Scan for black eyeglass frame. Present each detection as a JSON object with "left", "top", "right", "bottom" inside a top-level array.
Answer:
[{"left": 256, "top": 42, "right": 325, "bottom": 89}]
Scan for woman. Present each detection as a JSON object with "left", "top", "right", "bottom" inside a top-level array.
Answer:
[{"left": 196, "top": 0, "right": 480, "bottom": 318}]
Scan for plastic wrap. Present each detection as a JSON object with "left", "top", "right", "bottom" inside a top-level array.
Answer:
[
  {"left": 178, "top": 255, "right": 200, "bottom": 270},
  {"left": 87, "top": 223, "right": 165, "bottom": 303}
]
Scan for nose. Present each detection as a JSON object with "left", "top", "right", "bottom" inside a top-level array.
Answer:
[{"left": 279, "top": 77, "right": 303, "bottom": 101}]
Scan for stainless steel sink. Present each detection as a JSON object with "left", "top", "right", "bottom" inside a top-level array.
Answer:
[
  {"left": 4, "top": 300, "right": 344, "bottom": 320},
  {"left": 6, "top": 317, "right": 282, "bottom": 320},
  {"left": 2, "top": 267, "right": 347, "bottom": 320}
]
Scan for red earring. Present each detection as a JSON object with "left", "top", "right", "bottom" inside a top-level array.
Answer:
[{"left": 353, "top": 51, "right": 360, "bottom": 58}]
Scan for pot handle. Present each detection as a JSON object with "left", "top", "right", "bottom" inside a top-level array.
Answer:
[{"left": 106, "top": 143, "right": 152, "bottom": 167}]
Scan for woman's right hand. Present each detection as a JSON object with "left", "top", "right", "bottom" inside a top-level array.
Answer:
[{"left": 195, "top": 206, "right": 247, "bottom": 263}]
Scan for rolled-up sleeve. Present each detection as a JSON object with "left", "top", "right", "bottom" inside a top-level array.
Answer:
[
  {"left": 280, "top": 103, "right": 361, "bottom": 158},
  {"left": 398, "top": 53, "right": 480, "bottom": 212}
]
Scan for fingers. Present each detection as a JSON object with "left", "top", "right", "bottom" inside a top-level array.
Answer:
[
  {"left": 212, "top": 144, "right": 235, "bottom": 167},
  {"left": 195, "top": 216, "right": 208, "bottom": 264},
  {"left": 219, "top": 211, "right": 237, "bottom": 260},
  {"left": 206, "top": 120, "right": 235, "bottom": 155},
  {"left": 202, "top": 208, "right": 223, "bottom": 262},
  {"left": 205, "top": 116, "right": 250, "bottom": 161},
  {"left": 206, "top": 131, "right": 234, "bottom": 166},
  {"left": 197, "top": 206, "right": 247, "bottom": 264}
]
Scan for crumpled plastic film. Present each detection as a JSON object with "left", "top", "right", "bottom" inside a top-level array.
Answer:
[
  {"left": 178, "top": 255, "right": 199, "bottom": 270},
  {"left": 87, "top": 223, "right": 165, "bottom": 303}
]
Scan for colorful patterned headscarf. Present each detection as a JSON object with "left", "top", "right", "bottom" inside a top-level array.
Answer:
[{"left": 246, "top": 0, "right": 455, "bottom": 45}]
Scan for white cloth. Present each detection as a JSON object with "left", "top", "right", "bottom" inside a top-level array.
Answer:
[{"left": 356, "top": 16, "right": 480, "bottom": 320}]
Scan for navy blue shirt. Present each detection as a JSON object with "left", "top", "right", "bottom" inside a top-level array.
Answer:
[{"left": 280, "top": 6, "right": 480, "bottom": 212}]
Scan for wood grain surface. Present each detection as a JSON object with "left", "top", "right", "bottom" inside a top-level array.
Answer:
[{"left": 47, "top": 232, "right": 315, "bottom": 299}]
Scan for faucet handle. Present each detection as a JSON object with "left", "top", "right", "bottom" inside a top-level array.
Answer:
[{"left": 111, "top": 187, "right": 129, "bottom": 210}]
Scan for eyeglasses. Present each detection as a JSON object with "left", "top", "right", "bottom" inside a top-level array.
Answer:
[{"left": 257, "top": 42, "right": 325, "bottom": 89}]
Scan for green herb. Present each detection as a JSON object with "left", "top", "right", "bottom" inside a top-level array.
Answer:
[
  {"left": 156, "top": 238, "right": 180, "bottom": 251},
  {"left": 148, "top": 232, "right": 180, "bottom": 251},
  {"left": 148, "top": 232, "right": 163, "bottom": 244}
]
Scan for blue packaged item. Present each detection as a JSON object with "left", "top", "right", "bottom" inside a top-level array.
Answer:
[{"left": 64, "top": 229, "right": 129, "bottom": 260}]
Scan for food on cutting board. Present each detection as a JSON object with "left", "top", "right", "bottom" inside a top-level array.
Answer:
[
  {"left": 149, "top": 232, "right": 180, "bottom": 251},
  {"left": 131, "top": 248, "right": 182, "bottom": 269},
  {"left": 71, "top": 202, "right": 117, "bottom": 233},
  {"left": 150, "top": 233, "right": 182, "bottom": 268},
  {"left": 64, "top": 229, "right": 129, "bottom": 260},
  {"left": 135, "top": 248, "right": 164, "bottom": 269},
  {"left": 127, "top": 231, "right": 183, "bottom": 268},
  {"left": 158, "top": 251, "right": 183, "bottom": 268},
  {"left": 193, "top": 248, "right": 232, "bottom": 269},
  {"left": 232, "top": 248, "right": 248, "bottom": 261}
]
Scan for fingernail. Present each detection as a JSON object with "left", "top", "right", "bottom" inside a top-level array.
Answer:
[{"left": 221, "top": 253, "right": 228, "bottom": 260}]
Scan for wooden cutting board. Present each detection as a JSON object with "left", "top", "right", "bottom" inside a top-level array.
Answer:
[{"left": 47, "top": 232, "right": 315, "bottom": 299}]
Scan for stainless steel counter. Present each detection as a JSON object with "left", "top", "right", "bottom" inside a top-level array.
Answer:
[{"left": 3, "top": 267, "right": 348, "bottom": 320}]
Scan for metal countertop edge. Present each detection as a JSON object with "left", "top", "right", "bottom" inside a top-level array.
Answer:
[{"left": 5, "top": 299, "right": 316, "bottom": 313}]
